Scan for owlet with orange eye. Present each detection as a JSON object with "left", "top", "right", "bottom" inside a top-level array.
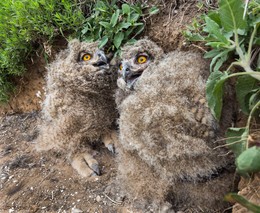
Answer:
[
  {"left": 36, "top": 39, "right": 118, "bottom": 180},
  {"left": 115, "top": 39, "right": 235, "bottom": 213}
]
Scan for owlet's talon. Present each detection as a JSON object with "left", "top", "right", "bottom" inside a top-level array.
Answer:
[
  {"left": 102, "top": 131, "right": 118, "bottom": 154},
  {"left": 71, "top": 153, "right": 101, "bottom": 177},
  {"left": 107, "top": 143, "right": 115, "bottom": 154},
  {"left": 91, "top": 163, "right": 100, "bottom": 175}
]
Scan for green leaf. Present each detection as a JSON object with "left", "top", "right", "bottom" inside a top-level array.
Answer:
[
  {"left": 99, "top": 21, "right": 110, "bottom": 29},
  {"left": 255, "top": 37, "right": 260, "bottom": 45},
  {"left": 81, "top": 26, "right": 89, "bottom": 34},
  {"left": 96, "top": 1, "right": 107, "bottom": 12},
  {"left": 237, "top": 146, "right": 260, "bottom": 175},
  {"left": 225, "top": 193, "right": 260, "bottom": 212},
  {"left": 206, "top": 71, "right": 229, "bottom": 120},
  {"left": 208, "top": 11, "right": 221, "bottom": 26},
  {"left": 128, "top": 13, "right": 140, "bottom": 22},
  {"left": 111, "top": 0, "right": 117, "bottom": 6},
  {"left": 133, "top": 23, "right": 144, "bottom": 36},
  {"left": 117, "top": 22, "right": 131, "bottom": 31},
  {"left": 98, "top": 36, "right": 108, "bottom": 48},
  {"left": 82, "top": 35, "right": 93, "bottom": 42},
  {"left": 149, "top": 6, "right": 159, "bottom": 15},
  {"left": 124, "top": 27, "right": 135, "bottom": 37},
  {"left": 133, "top": 22, "right": 143, "bottom": 26},
  {"left": 219, "top": 0, "right": 247, "bottom": 32},
  {"left": 127, "top": 38, "right": 137, "bottom": 45},
  {"left": 113, "top": 32, "right": 124, "bottom": 49},
  {"left": 110, "top": 9, "right": 120, "bottom": 27},
  {"left": 204, "top": 16, "right": 229, "bottom": 43},
  {"left": 122, "top": 4, "right": 130, "bottom": 14},
  {"left": 205, "top": 41, "right": 229, "bottom": 48},
  {"left": 236, "top": 75, "right": 258, "bottom": 114},
  {"left": 249, "top": 91, "right": 260, "bottom": 111},
  {"left": 226, "top": 127, "right": 248, "bottom": 157},
  {"left": 208, "top": 48, "right": 233, "bottom": 72},
  {"left": 130, "top": 4, "right": 142, "bottom": 15},
  {"left": 183, "top": 30, "right": 205, "bottom": 41},
  {"left": 213, "top": 52, "right": 229, "bottom": 72},
  {"left": 204, "top": 49, "right": 222, "bottom": 59}
]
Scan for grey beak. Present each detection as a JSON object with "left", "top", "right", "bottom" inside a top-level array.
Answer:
[
  {"left": 93, "top": 50, "right": 108, "bottom": 67},
  {"left": 122, "top": 63, "right": 131, "bottom": 80}
]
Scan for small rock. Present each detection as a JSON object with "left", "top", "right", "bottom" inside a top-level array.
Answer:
[
  {"left": 96, "top": 195, "right": 101, "bottom": 202},
  {"left": 8, "top": 208, "right": 15, "bottom": 213},
  {"left": 71, "top": 207, "right": 83, "bottom": 213}
]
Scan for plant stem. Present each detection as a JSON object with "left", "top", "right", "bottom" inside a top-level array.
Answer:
[
  {"left": 245, "top": 100, "right": 260, "bottom": 149},
  {"left": 241, "top": 62, "right": 260, "bottom": 80},
  {"left": 233, "top": 23, "right": 260, "bottom": 80},
  {"left": 227, "top": 71, "right": 260, "bottom": 78},
  {"left": 227, "top": 61, "right": 241, "bottom": 71},
  {"left": 234, "top": 28, "right": 245, "bottom": 60},
  {"left": 247, "top": 24, "right": 258, "bottom": 61}
]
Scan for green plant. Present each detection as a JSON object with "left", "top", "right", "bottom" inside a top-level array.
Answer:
[
  {"left": 184, "top": 1, "right": 260, "bottom": 209},
  {"left": 225, "top": 193, "right": 260, "bottom": 212},
  {"left": 79, "top": 0, "right": 159, "bottom": 54},
  {"left": 0, "top": 0, "right": 87, "bottom": 102},
  {"left": 184, "top": 0, "right": 260, "bottom": 176}
]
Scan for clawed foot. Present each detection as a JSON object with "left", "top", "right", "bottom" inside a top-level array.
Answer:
[
  {"left": 106, "top": 143, "right": 115, "bottom": 154},
  {"left": 102, "top": 130, "right": 118, "bottom": 154},
  {"left": 71, "top": 152, "right": 100, "bottom": 177}
]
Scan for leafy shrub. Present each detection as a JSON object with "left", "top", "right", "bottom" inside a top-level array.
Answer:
[
  {"left": 79, "top": 0, "right": 159, "bottom": 54},
  {"left": 0, "top": 0, "right": 158, "bottom": 102},
  {"left": 184, "top": 0, "right": 260, "bottom": 174},
  {"left": 184, "top": 0, "right": 260, "bottom": 209},
  {"left": 0, "top": 0, "right": 87, "bottom": 102}
]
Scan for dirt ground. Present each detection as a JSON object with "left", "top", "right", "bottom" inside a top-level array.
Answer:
[{"left": 0, "top": 1, "right": 258, "bottom": 212}]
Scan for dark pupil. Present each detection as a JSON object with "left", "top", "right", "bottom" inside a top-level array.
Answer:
[{"left": 139, "top": 56, "right": 147, "bottom": 63}]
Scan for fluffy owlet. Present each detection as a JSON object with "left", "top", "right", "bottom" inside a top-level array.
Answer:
[
  {"left": 36, "top": 39, "right": 118, "bottom": 177},
  {"left": 114, "top": 39, "right": 235, "bottom": 212}
]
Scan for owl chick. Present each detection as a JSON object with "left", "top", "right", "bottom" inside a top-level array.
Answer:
[
  {"left": 36, "top": 39, "right": 118, "bottom": 177},
  {"left": 115, "top": 39, "right": 235, "bottom": 212}
]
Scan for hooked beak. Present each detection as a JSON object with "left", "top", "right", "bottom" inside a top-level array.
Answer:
[
  {"left": 121, "top": 63, "right": 142, "bottom": 90},
  {"left": 93, "top": 50, "right": 109, "bottom": 69}
]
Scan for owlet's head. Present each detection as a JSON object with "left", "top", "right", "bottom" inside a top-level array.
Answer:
[
  {"left": 117, "top": 39, "right": 164, "bottom": 90},
  {"left": 53, "top": 39, "right": 117, "bottom": 94}
]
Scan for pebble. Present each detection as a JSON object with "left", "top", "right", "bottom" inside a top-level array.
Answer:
[
  {"left": 71, "top": 207, "right": 83, "bottom": 213},
  {"left": 96, "top": 195, "right": 101, "bottom": 202}
]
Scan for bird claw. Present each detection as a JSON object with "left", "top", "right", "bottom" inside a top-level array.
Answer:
[
  {"left": 107, "top": 143, "right": 115, "bottom": 154},
  {"left": 102, "top": 131, "right": 118, "bottom": 154},
  {"left": 90, "top": 163, "right": 100, "bottom": 175},
  {"left": 71, "top": 153, "right": 101, "bottom": 178}
]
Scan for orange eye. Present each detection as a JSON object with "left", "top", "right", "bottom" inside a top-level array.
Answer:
[
  {"left": 119, "top": 63, "right": 123, "bottom": 71},
  {"left": 137, "top": 55, "right": 147, "bottom": 64},
  {"left": 82, "top": 53, "right": 91, "bottom": 61}
]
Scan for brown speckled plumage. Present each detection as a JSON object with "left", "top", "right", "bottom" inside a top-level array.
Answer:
[
  {"left": 115, "top": 39, "right": 235, "bottom": 212},
  {"left": 36, "top": 39, "right": 118, "bottom": 177}
]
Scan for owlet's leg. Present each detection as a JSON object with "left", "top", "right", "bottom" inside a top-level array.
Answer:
[
  {"left": 102, "top": 130, "right": 119, "bottom": 154},
  {"left": 71, "top": 152, "right": 100, "bottom": 177}
]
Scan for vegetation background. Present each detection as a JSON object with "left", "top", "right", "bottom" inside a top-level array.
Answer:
[{"left": 0, "top": 0, "right": 259, "bottom": 212}]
